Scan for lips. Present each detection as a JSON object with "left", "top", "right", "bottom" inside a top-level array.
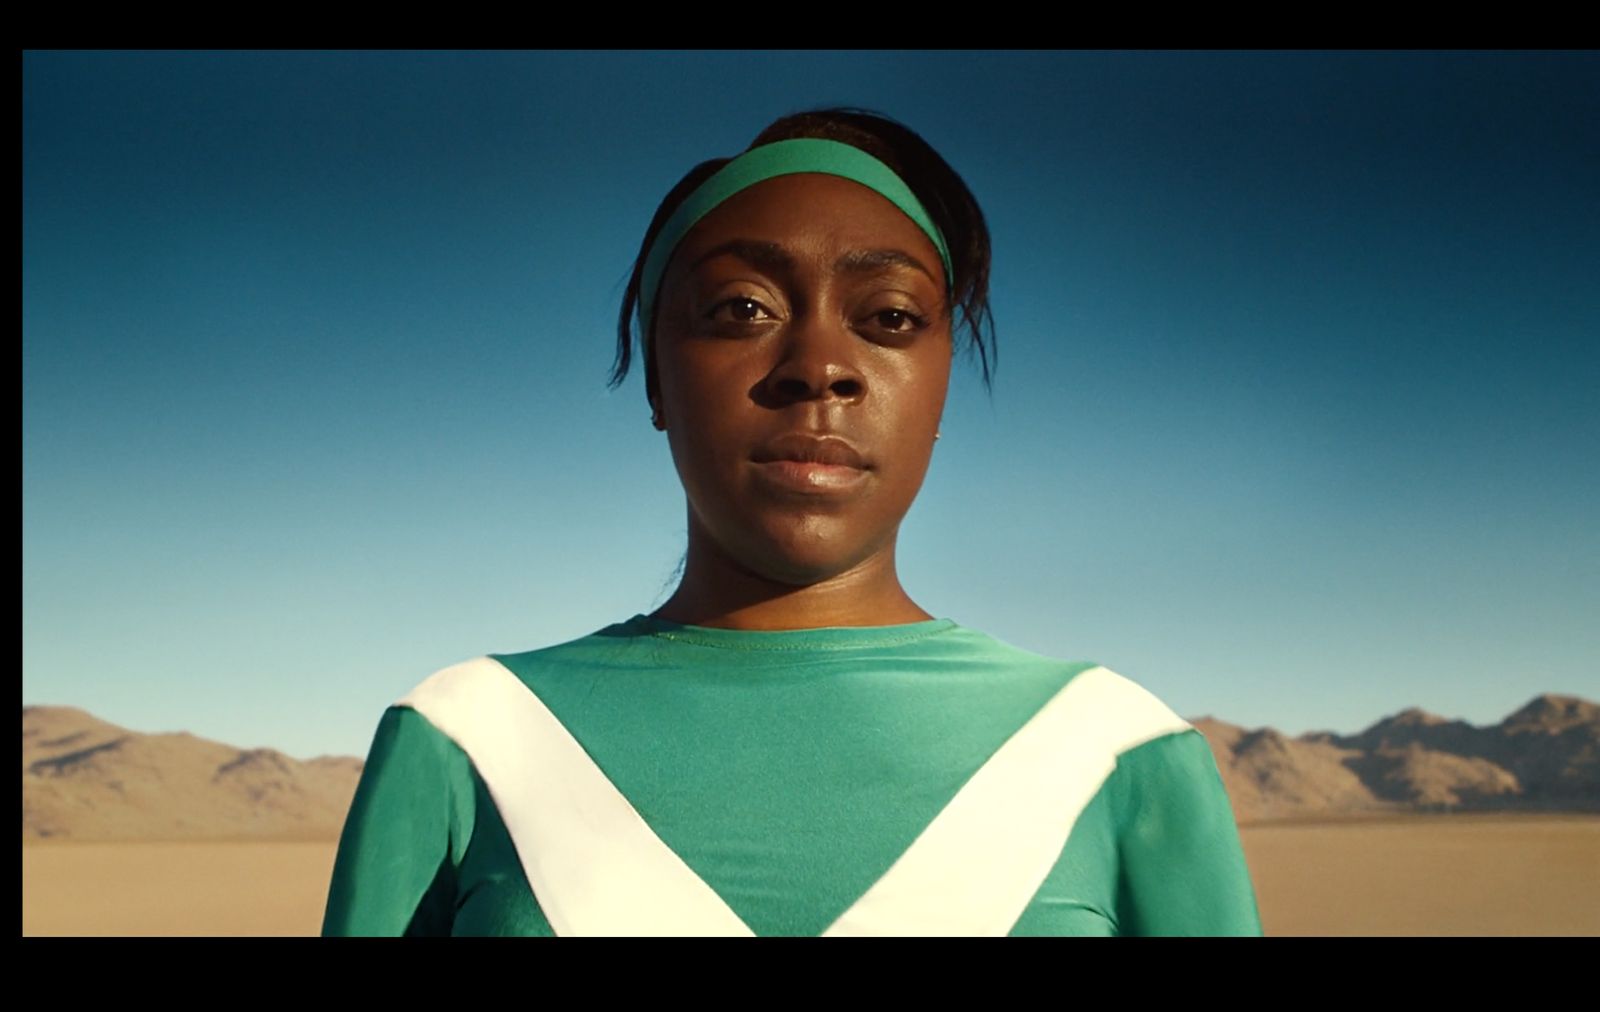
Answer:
[{"left": 750, "top": 433, "right": 869, "bottom": 470}]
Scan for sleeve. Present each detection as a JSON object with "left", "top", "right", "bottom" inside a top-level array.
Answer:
[
  {"left": 321, "top": 705, "right": 468, "bottom": 937},
  {"left": 1108, "top": 728, "right": 1264, "bottom": 936}
]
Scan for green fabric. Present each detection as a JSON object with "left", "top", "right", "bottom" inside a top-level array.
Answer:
[
  {"left": 322, "top": 614, "right": 1263, "bottom": 937},
  {"left": 637, "top": 138, "right": 956, "bottom": 331}
]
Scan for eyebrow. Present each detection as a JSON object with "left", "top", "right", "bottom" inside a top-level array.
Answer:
[
  {"left": 685, "top": 239, "right": 938, "bottom": 286},
  {"left": 686, "top": 239, "right": 795, "bottom": 275},
  {"left": 833, "top": 248, "right": 938, "bottom": 285}
]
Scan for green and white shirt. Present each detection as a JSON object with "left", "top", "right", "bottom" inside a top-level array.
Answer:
[{"left": 322, "top": 614, "right": 1263, "bottom": 936}]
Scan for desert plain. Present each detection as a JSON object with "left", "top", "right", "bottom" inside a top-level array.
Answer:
[
  {"left": 21, "top": 812, "right": 1599, "bottom": 936},
  {"left": 24, "top": 697, "right": 1599, "bottom": 935}
]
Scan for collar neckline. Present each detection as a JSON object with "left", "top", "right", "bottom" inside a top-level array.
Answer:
[{"left": 624, "top": 613, "right": 957, "bottom": 652}]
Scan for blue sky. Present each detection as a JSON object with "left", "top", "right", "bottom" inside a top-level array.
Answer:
[{"left": 23, "top": 51, "right": 1599, "bottom": 759}]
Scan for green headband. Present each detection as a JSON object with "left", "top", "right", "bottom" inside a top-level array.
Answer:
[{"left": 636, "top": 138, "right": 955, "bottom": 337}]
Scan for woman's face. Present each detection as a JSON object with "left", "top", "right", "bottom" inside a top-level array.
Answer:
[{"left": 651, "top": 172, "right": 953, "bottom": 587}]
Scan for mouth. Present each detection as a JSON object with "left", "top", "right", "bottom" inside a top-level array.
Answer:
[
  {"left": 749, "top": 432, "right": 872, "bottom": 497},
  {"left": 750, "top": 433, "right": 870, "bottom": 469}
]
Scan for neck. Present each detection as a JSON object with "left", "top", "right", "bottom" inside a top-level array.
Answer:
[{"left": 650, "top": 513, "right": 934, "bottom": 631}]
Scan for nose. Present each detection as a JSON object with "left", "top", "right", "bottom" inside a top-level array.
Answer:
[{"left": 757, "top": 313, "right": 866, "bottom": 409}]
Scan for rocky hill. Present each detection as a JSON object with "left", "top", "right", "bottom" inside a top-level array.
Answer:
[
  {"left": 22, "top": 706, "right": 362, "bottom": 842},
  {"left": 1195, "top": 694, "right": 1598, "bottom": 823}
]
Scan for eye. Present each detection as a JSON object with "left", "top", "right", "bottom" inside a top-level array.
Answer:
[
  {"left": 870, "top": 308, "right": 926, "bottom": 333},
  {"left": 707, "top": 296, "right": 775, "bottom": 323}
]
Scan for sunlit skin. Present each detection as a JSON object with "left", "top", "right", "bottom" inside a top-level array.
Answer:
[{"left": 647, "top": 173, "right": 954, "bottom": 631}]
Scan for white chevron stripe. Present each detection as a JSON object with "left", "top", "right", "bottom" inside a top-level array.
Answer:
[
  {"left": 399, "top": 658, "right": 754, "bottom": 936},
  {"left": 400, "top": 658, "right": 1191, "bottom": 936},
  {"left": 822, "top": 666, "right": 1192, "bottom": 935}
]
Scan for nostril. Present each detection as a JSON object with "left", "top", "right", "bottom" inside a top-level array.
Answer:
[{"left": 763, "top": 370, "right": 865, "bottom": 406}]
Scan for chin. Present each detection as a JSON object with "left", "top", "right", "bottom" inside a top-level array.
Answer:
[{"left": 740, "top": 520, "right": 881, "bottom": 586}]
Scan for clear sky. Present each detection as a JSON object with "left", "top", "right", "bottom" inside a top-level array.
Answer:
[{"left": 23, "top": 51, "right": 1599, "bottom": 760}]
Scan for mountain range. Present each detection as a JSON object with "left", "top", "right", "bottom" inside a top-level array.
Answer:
[
  {"left": 23, "top": 706, "right": 360, "bottom": 842},
  {"left": 1195, "top": 694, "right": 1598, "bottom": 822},
  {"left": 22, "top": 693, "right": 1598, "bottom": 841}
]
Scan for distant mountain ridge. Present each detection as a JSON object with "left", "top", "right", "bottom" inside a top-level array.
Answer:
[
  {"left": 22, "top": 693, "right": 1600, "bottom": 841},
  {"left": 1196, "top": 694, "right": 1599, "bottom": 822},
  {"left": 23, "top": 706, "right": 361, "bottom": 842}
]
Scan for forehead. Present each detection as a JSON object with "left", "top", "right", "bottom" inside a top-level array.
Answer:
[{"left": 670, "top": 173, "right": 943, "bottom": 272}]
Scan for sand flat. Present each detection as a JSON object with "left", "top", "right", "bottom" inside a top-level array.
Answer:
[
  {"left": 22, "top": 814, "right": 1600, "bottom": 936},
  {"left": 1240, "top": 813, "right": 1600, "bottom": 936},
  {"left": 22, "top": 840, "right": 340, "bottom": 937}
]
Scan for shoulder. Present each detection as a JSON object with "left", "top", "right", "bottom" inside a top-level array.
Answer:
[
  {"left": 971, "top": 643, "right": 1198, "bottom": 766},
  {"left": 386, "top": 655, "right": 546, "bottom": 767},
  {"left": 354, "top": 657, "right": 519, "bottom": 789},
  {"left": 1016, "top": 662, "right": 1212, "bottom": 812},
  {"left": 998, "top": 655, "right": 1221, "bottom": 814},
  {"left": 387, "top": 621, "right": 646, "bottom": 759},
  {"left": 396, "top": 655, "right": 522, "bottom": 715},
  {"left": 1060, "top": 665, "right": 1215, "bottom": 769},
  {"left": 1063, "top": 668, "right": 1231, "bottom": 826},
  {"left": 937, "top": 626, "right": 1201, "bottom": 764},
  {"left": 1052, "top": 664, "right": 1195, "bottom": 755}
]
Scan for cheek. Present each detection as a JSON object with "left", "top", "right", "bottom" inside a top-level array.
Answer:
[
  {"left": 657, "top": 340, "right": 744, "bottom": 415},
  {"left": 658, "top": 364, "right": 747, "bottom": 488},
  {"left": 887, "top": 355, "right": 953, "bottom": 433},
  {"left": 663, "top": 381, "right": 738, "bottom": 458}
]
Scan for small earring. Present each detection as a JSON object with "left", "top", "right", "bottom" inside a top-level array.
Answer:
[{"left": 935, "top": 430, "right": 942, "bottom": 441}]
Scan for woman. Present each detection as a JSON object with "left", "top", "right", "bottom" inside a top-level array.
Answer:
[{"left": 321, "top": 108, "right": 1263, "bottom": 937}]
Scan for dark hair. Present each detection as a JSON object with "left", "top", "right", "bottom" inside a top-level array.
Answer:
[{"left": 608, "top": 107, "right": 996, "bottom": 410}]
